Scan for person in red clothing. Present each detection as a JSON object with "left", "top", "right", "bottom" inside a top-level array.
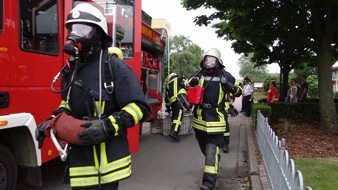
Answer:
[{"left": 267, "top": 81, "right": 279, "bottom": 102}]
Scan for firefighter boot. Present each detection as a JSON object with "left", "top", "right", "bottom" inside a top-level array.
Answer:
[
  {"left": 169, "top": 130, "right": 180, "bottom": 141},
  {"left": 200, "top": 185, "right": 212, "bottom": 190}
]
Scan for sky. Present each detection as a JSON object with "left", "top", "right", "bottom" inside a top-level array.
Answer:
[{"left": 142, "top": 0, "right": 280, "bottom": 79}]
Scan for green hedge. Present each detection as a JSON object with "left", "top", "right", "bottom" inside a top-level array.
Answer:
[{"left": 252, "top": 102, "right": 320, "bottom": 127}]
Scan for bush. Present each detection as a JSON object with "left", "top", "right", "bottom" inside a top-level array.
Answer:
[{"left": 252, "top": 102, "right": 321, "bottom": 127}]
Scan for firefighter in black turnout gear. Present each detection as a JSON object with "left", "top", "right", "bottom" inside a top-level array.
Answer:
[
  {"left": 165, "top": 73, "right": 189, "bottom": 141},
  {"left": 35, "top": 3, "right": 150, "bottom": 190},
  {"left": 187, "top": 48, "right": 242, "bottom": 190}
]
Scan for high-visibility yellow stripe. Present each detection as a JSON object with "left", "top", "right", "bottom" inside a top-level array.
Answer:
[
  {"left": 108, "top": 115, "right": 119, "bottom": 136},
  {"left": 122, "top": 103, "right": 143, "bottom": 124},
  {"left": 69, "top": 155, "right": 132, "bottom": 187},
  {"left": 100, "top": 155, "right": 131, "bottom": 174},
  {"left": 101, "top": 142, "right": 108, "bottom": 165},
  {"left": 101, "top": 165, "right": 132, "bottom": 184},
  {"left": 70, "top": 176, "right": 99, "bottom": 187},
  {"left": 204, "top": 146, "right": 219, "bottom": 174}
]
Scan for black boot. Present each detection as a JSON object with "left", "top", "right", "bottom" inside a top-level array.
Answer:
[
  {"left": 169, "top": 130, "right": 180, "bottom": 141},
  {"left": 200, "top": 185, "right": 212, "bottom": 190},
  {"left": 223, "top": 144, "right": 229, "bottom": 153}
]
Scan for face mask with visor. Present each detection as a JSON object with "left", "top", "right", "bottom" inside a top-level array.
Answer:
[
  {"left": 203, "top": 55, "right": 218, "bottom": 69},
  {"left": 63, "top": 23, "right": 98, "bottom": 55}
]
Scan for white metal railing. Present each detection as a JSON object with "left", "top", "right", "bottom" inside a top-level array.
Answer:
[{"left": 256, "top": 110, "right": 313, "bottom": 190}]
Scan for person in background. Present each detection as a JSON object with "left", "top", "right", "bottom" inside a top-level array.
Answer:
[
  {"left": 35, "top": 3, "right": 151, "bottom": 190},
  {"left": 187, "top": 48, "right": 242, "bottom": 190},
  {"left": 165, "top": 72, "right": 188, "bottom": 141},
  {"left": 299, "top": 75, "right": 309, "bottom": 102},
  {"left": 286, "top": 79, "right": 298, "bottom": 103},
  {"left": 267, "top": 81, "right": 279, "bottom": 103},
  {"left": 240, "top": 77, "right": 254, "bottom": 117}
]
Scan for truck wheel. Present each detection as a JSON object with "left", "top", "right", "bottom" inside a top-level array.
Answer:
[{"left": 0, "top": 145, "right": 17, "bottom": 190}]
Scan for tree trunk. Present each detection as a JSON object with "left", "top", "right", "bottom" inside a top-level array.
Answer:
[
  {"left": 317, "top": 48, "right": 336, "bottom": 130},
  {"left": 281, "top": 67, "right": 291, "bottom": 98}
]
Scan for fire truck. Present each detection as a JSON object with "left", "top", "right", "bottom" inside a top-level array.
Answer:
[{"left": 0, "top": 0, "right": 166, "bottom": 188}]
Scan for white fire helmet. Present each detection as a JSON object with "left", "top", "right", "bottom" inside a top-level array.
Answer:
[
  {"left": 205, "top": 48, "right": 224, "bottom": 66},
  {"left": 168, "top": 73, "right": 178, "bottom": 81},
  {"left": 65, "top": 3, "right": 108, "bottom": 35}
]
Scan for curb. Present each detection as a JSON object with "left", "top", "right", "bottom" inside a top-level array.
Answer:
[{"left": 245, "top": 124, "right": 263, "bottom": 190}]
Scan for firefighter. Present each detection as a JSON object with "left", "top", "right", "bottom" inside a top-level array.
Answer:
[
  {"left": 165, "top": 72, "right": 188, "bottom": 141},
  {"left": 35, "top": 3, "right": 151, "bottom": 190},
  {"left": 187, "top": 48, "right": 242, "bottom": 190}
]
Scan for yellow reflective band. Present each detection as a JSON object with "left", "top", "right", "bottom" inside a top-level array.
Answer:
[
  {"left": 69, "top": 155, "right": 132, "bottom": 187},
  {"left": 216, "top": 108, "right": 225, "bottom": 122},
  {"left": 59, "top": 100, "right": 71, "bottom": 110},
  {"left": 224, "top": 132, "right": 230, "bottom": 137},
  {"left": 70, "top": 176, "right": 99, "bottom": 187},
  {"left": 101, "top": 165, "right": 132, "bottom": 184},
  {"left": 100, "top": 155, "right": 131, "bottom": 174},
  {"left": 204, "top": 166, "right": 218, "bottom": 174},
  {"left": 122, "top": 103, "right": 143, "bottom": 124},
  {"left": 204, "top": 147, "right": 219, "bottom": 175},
  {"left": 108, "top": 115, "right": 119, "bottom": 136},
  {"left": 169, "top": 96, "right": 176, "bottom": 104},
  {"left": 218, "top": 83, "right": 223, "bottom": 104},
  {"left": 178, "top": 88, "right": 187, "bottom": 95},
  {"left": 93, "top": 145, "right": 99, "bottom": 168},
  {"left": 69, "top": 166, "right": 98, "bottom": 177},
  {"left": 192, "top": 124, "right": 226, "bottom": 133}
]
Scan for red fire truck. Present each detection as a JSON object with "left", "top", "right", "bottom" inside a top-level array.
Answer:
[{"left": 0, "top": 0, "right": 165, "bottom": 188}]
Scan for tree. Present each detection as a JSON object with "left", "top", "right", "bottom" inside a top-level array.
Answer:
[
  {"left": 237, "top": 53, "right": 269, "bottom": 81},
  {"left": 182, "top": 0, "right": 338, "bottom": 131},
  {"left": 169, "top": 35, "right": 203, "bottom": 78}
]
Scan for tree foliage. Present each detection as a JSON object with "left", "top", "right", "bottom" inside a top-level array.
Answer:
[
  {"left": 169, "top": 35, "right": 203, "bottom": 78},
  {"left": 237, "top": 53, "right": 269, "bottom": 81},
  {"left": 182, "top": 0, "right": 338, "bottom": 130}
]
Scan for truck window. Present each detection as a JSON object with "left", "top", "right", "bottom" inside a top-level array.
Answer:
[
  {"left": 19, "top": 0, "right": 58, "bottom": 55},
  {"left": 95, "top": 0, "right": 134, "bottom": 59},
  {"left": 0, "top": 0, "right": 3, "bottom": 33}
]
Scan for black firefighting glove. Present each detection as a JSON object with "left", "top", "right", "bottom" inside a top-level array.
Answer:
[
  {"left": 77, "top": 118, "right": 115, "bottom": 145},
  {"left": 35, "top": 120, "right": 51, "bottom": 149},
  {"left": 223, "top": 81, "right": 237, "bottom": 94},
  {"left": 77, "top": 111, "right": 129, "bottom": 145}
]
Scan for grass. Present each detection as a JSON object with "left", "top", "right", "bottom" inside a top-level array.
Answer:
[{"left": 293, "top": 157, "right": 338, "bottom": 190}]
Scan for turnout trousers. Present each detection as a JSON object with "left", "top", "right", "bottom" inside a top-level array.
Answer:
[
  {"left": 195, "top": 131, "right": 224, "bottom": 189},
  {"left": 170, "top": 101, "right": 183, "bottom": 133}
]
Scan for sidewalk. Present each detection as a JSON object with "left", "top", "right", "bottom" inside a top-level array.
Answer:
[{"left": 119, "top": 97, "right": 269, "bottom": 190}]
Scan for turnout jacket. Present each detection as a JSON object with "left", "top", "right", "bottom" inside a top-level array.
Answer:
[
  {"left": 57, "top": 49, "right": 151, "bottom": 188},
  {"left": 189, "top": 69, "right": 242, "bottom": 134},
  {"left": 165, "top": 76, "right": 187, "bottom": 106}
]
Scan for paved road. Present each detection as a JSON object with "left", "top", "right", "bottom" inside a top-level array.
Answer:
[{"left": 17, "top": 99, "right": 253, "bottom": 190}]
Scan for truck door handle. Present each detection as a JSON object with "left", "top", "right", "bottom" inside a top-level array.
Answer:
[{"left": 0, "top": 92, "right": 9, "bottom": 108}]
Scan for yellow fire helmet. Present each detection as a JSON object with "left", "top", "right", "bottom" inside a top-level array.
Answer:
[{"left": 108, "top": 47, "right": 123, "bottom": 59}]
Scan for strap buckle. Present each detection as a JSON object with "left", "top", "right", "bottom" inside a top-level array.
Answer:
[
  {"left": 104, "top": 81, "right": 114, "bottom": 94},
  {"left": 202, "top": 103, "right": 212, "bottom": 108}
]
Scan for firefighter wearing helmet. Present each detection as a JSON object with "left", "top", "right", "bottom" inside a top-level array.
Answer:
[
  {"left": 35, "top": 3, "right": 151, "bottom": 190},
  {"left": 187, "top": 48, "right": 242, "bottom": 190},
  {"left": 165, "top": 73, "right": 190, "bottom": 141}
]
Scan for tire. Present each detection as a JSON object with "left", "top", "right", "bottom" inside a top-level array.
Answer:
[{"left": 0, "top": 145, "right": 17, "bottom": 190}]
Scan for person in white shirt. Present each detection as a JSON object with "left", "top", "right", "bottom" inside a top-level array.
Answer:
[
  {"left": 240, "top": 77, "right": 254, "bottom": 117},
  {"left": 287, "top": 79, "right": 298, "bottom": 103}
]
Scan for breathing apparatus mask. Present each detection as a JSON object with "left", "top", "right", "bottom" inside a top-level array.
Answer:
[
  {"left": 203, "top": 55, "right": 219, "bottom": 74},
  {"left": 63, "top": 23, "right": 102, "bottom": 59}
]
